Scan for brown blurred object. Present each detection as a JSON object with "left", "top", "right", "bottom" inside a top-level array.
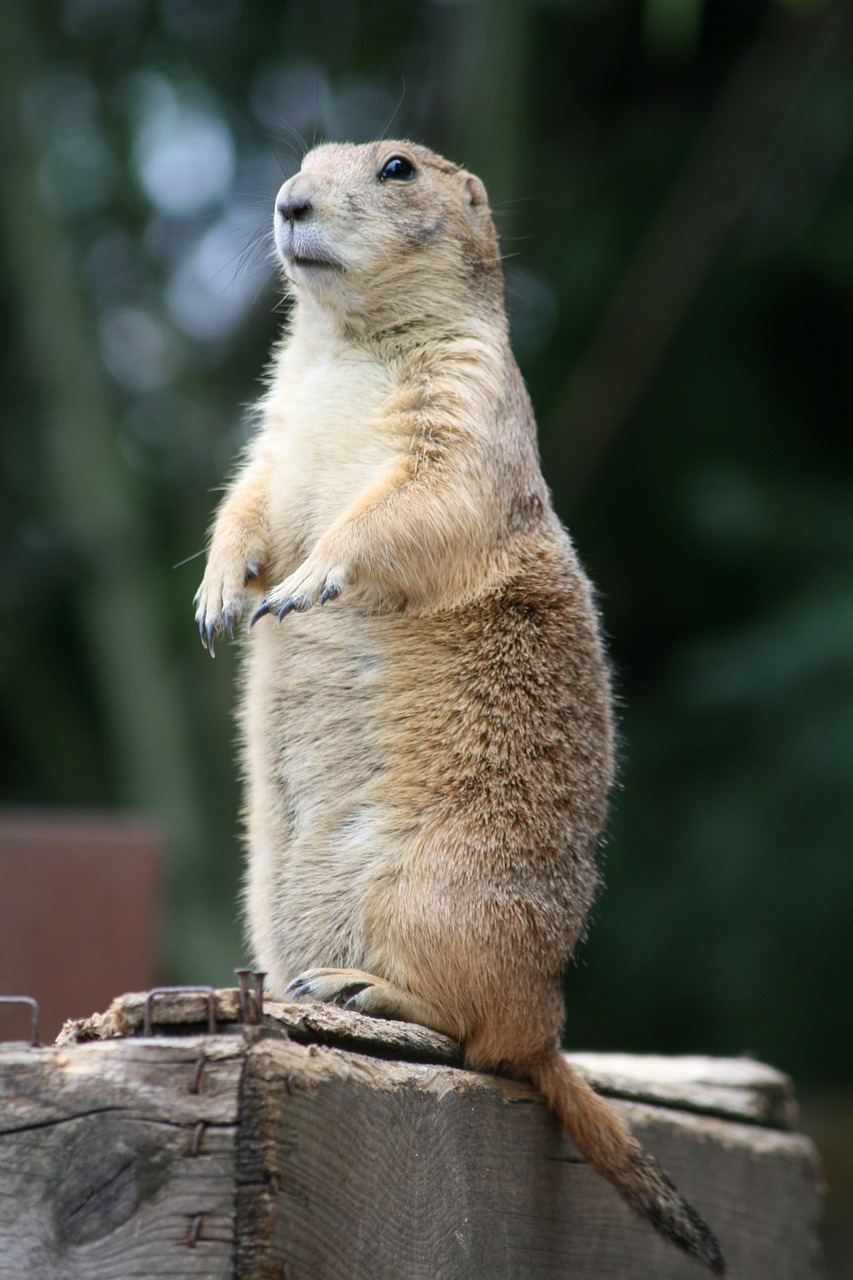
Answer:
[{"left": 0, "top": 809, "right": 162, "bottom": 1044}]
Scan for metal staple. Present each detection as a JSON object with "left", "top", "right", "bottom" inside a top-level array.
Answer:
[
  {"left": 0, "top": 996, "right": 40, "bottom": 1047},
  {"left": 189, "top": 1056, "right": 206, "bottom": 1095},
  {"left": 142, "top": 985, "right": 217, "bottom": 1037},
  {"left": 186, "top": 1213, "right": 205, "bottom": 1248},
  {"left": 189, "top": 1121, "right": 205, "bottom": 1157}
]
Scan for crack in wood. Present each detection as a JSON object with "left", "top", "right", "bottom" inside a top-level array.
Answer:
[
  {"left": 0, "top": 1104, "right": 129, "bottom": 1138},
  {"left": 64, "top": 1158, "right": 135, "bottom": 1228}
]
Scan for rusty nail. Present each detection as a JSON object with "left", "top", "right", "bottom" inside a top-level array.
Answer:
[
  {"left": 189, "top": 1121, "right": 204, "bottom": 1162},
  {"left": 186, "top": 1213, "right": 204, "bottom": 1248},
  {"left": 253, "top": 971, "right": 266, "bottom": 1024},
  {"left": 189, "top": 1057, "right": 206, "bottom": 1095},
  {"left": 235, "top": 968, "right": 252, "bottom": 1024}
]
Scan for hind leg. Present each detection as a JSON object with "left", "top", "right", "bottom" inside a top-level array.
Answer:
[{"left": 283, "top": 966, "right": 457, "bottom": 1033}]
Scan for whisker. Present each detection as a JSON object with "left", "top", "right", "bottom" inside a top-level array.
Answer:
[
  {"left": 204, "top": 228, "right": 275, "bottom": 290},
  {"left": 269, "top": 138, "right": 302, "bottom": 178},
  {"left": 276, "top": 122, "right": 308, "bottom": 162},
  {"left": 173, "top": 548, "right": 206, "bottom": 569},
  {"left": 378, "top": 78, "right": 408, "bottom": 141}
]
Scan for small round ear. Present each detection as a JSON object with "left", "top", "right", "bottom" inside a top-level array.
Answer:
[{"left": 464, "top": 174, "right": 488, "bottom": 209}]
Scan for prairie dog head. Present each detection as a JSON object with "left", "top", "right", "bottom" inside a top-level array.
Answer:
[{"left": 273, "top": 141, "right": 504, "bottom": 333}]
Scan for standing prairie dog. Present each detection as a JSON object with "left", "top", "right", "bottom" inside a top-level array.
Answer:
[{"left": 195, "top": 141, "right": 724, "bottom": 1273}]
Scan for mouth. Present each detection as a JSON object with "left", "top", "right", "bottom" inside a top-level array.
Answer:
[
  {"left": 286, "top": 252, "right": 342, "bottom": 270},
  {"left": 276, "top": 219, "right": 343, "bottom": 271}
]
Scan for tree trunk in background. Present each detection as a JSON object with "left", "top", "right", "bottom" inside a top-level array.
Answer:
[
  {"left": 0, "top": 5, "right": 222, "bottom": 978},
  {"left": 440, "top": 0, "right": 531, "bottom": 223},
  {"left": 549, "top": 2, "right": 851, "bottom": 499}
]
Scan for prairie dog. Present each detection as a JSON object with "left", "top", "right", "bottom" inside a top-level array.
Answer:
[{"left": 195, "top": 141, "right": 724, "bottom": 1273}]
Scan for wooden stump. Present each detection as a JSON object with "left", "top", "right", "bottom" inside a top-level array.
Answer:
[{"left": 0, "top": 989, "right": 824, "bottom": 1279}]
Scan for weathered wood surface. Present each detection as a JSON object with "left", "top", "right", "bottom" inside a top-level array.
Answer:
[
  {"left": 1, "top": 991, "right": 824, "bottom": 1280},
  {"left": 240, "top": 1038, "right": 823, "bottom": 1280},
  {"left": 58, "top": 988, "right": 797, "bottom": 1126},
  {"left": 0, "top": 1038, "right": 242, "bottom": 1279},
  {"left": 59, "top": 987, "right": 465, "bottom": 1068}
]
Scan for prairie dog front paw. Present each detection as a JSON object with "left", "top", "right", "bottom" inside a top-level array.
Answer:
[
  {"left": 251, "top": 555, "right": 347, "bottom": 625},
  {"left": 195, "top": 549, "right": 263, "bottom": 655}
]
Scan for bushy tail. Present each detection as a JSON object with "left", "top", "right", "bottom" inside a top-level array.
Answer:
[{"left": 530, "top": 1050, "right": 726, "bottom": 1275}]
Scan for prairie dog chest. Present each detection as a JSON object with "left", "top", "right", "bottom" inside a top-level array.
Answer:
[{"left": 264, "top": 332, "right": 398, "bottom": 555}]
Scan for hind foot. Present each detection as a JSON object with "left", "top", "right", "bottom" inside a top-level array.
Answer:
[{"left": 283, "top": 966, "right": 445, "bottom": 1029}]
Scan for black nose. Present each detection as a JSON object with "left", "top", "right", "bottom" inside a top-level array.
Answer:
[{"left": 276, "top": 195, "right": 312, "bottom": 222}]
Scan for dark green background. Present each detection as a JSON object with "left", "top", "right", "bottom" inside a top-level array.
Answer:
[{"left": 1, "top": 1, "right": 850, "bottom": 1270}]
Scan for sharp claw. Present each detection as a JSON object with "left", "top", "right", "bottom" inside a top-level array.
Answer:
[
  {"left": 319, "top": 583, "right": 341, "bottom": 606},
  {"left": 276, "top": 599, "right": 297, "bottom": 621},
  {"left": 199, "top": 616, "right": 207, "bottom": 649},
  {"left": 250, "top": 600, "right": 270, "bottom": 628},
  {"left": 283, "top": 978, "right": 309, "bottom": 999},
  {"left": 224, "top": 609, "right": 234, "bottom": 639},
  {"left": 206, "top": 621, "right": 217, "bottom": 656}
]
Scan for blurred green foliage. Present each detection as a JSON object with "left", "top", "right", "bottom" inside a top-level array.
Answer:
[{"left": 0, "top": 0, "right": 850, "bottom": 1138}]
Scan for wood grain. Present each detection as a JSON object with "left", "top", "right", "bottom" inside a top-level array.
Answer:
[
  {"left": 235, "top": 1036, "right": 822, "bottom": 1280},
  {"left": 0, "top": 1039, "right": 242, "bottom": 1280},
  {"left": 3, "top": 993, "right": 823, "bottom": 1279}
]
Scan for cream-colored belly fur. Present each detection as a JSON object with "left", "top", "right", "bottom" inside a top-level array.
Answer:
[
  {"left": 262, "top": 332, "right": 397, "bottom": 574},
  {"left": 242, "top": 609, "right": 398, "bottom": 988},
  {"left": 242, "top": 332, "right": 401, "bottom": 988}
]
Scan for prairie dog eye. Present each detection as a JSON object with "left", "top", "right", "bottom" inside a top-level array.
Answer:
[{"left": 378, "top": 155, "right": 416, "bottom": 183}]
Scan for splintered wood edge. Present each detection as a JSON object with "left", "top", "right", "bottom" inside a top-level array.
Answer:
[
  {"left": 54, "top": 988, "right": 797, "bottom": 1129},
  {"left": 56, "top": 989, "right": 463, "bottom": 1064}
]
